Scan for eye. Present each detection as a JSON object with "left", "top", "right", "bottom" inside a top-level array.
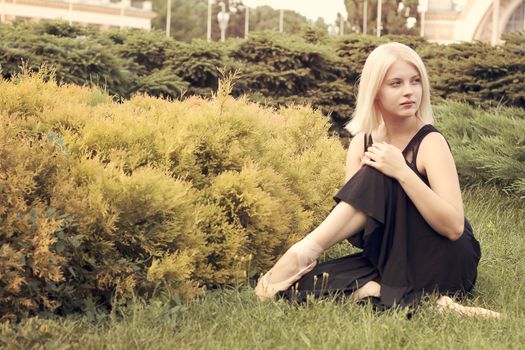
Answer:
[
  {"left": 411, "top": 77, "right": 421, "bottom": 84},
  {"left": 390, "top": 81, "right": 401, "bottom": 87}
]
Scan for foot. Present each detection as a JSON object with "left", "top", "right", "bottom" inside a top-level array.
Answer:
[
  {"left": 254, "top": 259, "right": 317, "bottom": 301},
  {"left": 436, "top": 296, "right": 502, "bottom": 319},
  {"left": 350, "top": 281, "right": 381, "bottom": 302},
  {"left": 254, "top": 238, "right": 323, "bottom": 301}
]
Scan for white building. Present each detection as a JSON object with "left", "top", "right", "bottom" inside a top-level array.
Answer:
[
  {"left": 422, "top": 0, "right": 525, "bottom": 44},
  {"left": 0, "top": 0, "right": 155, "bottom": 30}
]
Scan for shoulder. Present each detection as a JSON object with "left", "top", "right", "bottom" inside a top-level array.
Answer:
[
  {"left": 348, "top": 131, "right": 366, "bottom": 154},
  {"left": 345, "top": 132, "right": 366, "bottom": 179},
  {"left": 418, "top": 128, "right": 456, "bottom": 172},
  {"left": 419, "top": 127, "right": 451, "bottom": 154},
  {"left": 346, "top": 132, "right": 365, "bottom": 167}
]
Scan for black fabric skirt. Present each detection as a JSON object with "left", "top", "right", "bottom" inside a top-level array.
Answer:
[{"left": 277, "top": 165, "right": 481, "bottom": 310}]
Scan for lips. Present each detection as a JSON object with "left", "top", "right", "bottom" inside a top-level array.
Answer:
[{"left": 400, "top": 101, "right": 415, "bottom": 106}]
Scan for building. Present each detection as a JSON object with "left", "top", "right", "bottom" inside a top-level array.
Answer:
[
  {"left": 0, "top": 0, "right": 156, "bottom": 30},
  {"left": 422, "top": 0, "right": 525, "bottom": 44}
]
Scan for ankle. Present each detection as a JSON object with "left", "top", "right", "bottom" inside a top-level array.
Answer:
[{"left": 290, "top": 237, "right": 324, "bottom": 260}]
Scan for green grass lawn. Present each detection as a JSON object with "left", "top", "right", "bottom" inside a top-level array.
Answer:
[{"left": 1, "top": 186, "right": 524, "bottom": 350}]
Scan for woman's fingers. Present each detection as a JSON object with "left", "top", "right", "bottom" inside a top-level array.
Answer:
[
  {"left": 362, "top": 156, "right": 378, "bottom": 169},
  {"left": 364, "top": 151, "right": 375, "bottom": 160},
  {"left": 363, "top": 142, "right": 407, "bottom": 178},
  {"left": 367, "top": 142, "right": 390, "bottom": 157},
  {"left": 365, "top": 147, "right": 387, "bottom": 161}
]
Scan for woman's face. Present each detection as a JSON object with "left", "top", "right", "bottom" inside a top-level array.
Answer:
[{"left": 375, "top": 59, "right": 422, "bottom": 121}]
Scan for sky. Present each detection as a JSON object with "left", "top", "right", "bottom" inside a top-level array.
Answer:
[{"left": 242, "top": 0, "right": 348, "bottom": 23}]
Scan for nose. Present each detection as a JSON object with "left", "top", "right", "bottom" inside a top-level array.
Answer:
[{"left": 403, "top": 82, "right": 414, "bottom": 96}]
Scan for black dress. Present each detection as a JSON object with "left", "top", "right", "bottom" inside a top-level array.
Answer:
[{"left": 277, "top": 124, "right": 481, "bottom": 310}]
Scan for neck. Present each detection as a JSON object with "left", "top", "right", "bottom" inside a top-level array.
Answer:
[{"left": 381, "top": 115, "right": 421, "bottom": 140}]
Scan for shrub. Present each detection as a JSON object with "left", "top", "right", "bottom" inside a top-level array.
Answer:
[
  {"left": 0, "top": 72, "right": 344, "bottom": 318},
  {"left": 434, "top": 100, "right": 525, "bottom": 198}
]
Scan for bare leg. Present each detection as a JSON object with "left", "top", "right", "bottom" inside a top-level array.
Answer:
[
  {"left": 436, "top": 296, "right": 502, "bottom": 319},
  {"left": 255, "top": 201, "right": 366, "bottom": 300}
]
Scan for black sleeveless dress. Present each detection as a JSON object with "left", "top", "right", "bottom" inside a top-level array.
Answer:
[{"left": 277, "top": 124, "right": 481, "bottom": 310}]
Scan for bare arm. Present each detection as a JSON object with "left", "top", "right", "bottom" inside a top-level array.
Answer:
[
  {"left": 364, "top": 132, "right": 465, "bottom": 240},
  {"left": 345, "top": 132, "right": 366, "bottom": 182},
  {"left": 396, "top": 133, "right": 465, "bottom": 240}
]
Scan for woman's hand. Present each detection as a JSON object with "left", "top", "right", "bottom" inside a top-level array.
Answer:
[{"left": 362, "top": 142, "right": 410, "bottom": 180}]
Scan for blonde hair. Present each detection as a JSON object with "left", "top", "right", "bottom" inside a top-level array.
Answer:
[{"left": 346, "top": 42, "right": 434, "bottom": 136}]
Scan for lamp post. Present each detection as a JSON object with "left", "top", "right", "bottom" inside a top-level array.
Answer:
[
  {"left": 217, "top": 1, "right": 230, "bottom": 42},
  {"left": 207, "top": 0, "right": 213, "bottom": 41},
  {"left": 406, "top": 16, "right": 416, "bottom": 30},
  {"left": 363, "top": 0, "right": 368, "bottom": 34},
  {"left": 491, "top": 0, "right": 500, "bottom": 45},
  {"left": 120, "top": 0, "right": 124, "bottom": 29},
  {"left": 214, "top": 0, "right": 246, "bottom": 42},
  {"left": 245, "top": 6, "right": 249, "bottom": 38},
  {"left": 376, "top": 0, "right": 382, "bottom": 37},
  {"left": 417, "top": 0, "right": 428, "bottom": 37},
  {"left": 398, "top": 2, "right": 416, "bottom": 31},
  {"left": 166, "top": 0, "right": 171, "bottom": 38},
  {"left": 68, "top": 0, "right": 73, "bottom": 25}
]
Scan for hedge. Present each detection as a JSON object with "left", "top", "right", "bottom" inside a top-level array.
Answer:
[{"left": 0, "top": 21, "right": 523, "bottom": 137}]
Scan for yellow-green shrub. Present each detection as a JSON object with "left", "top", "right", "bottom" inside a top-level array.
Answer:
[
  {"left": 0, "top": 120, "right": 72, "bottom": 318},
  {"left": 0, "top": 72, "right": 345, "bottom": 318}
]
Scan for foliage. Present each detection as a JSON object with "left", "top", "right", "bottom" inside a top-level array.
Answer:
[
  {"left": 0, "top": 71, "right": 344, "bottom": 318},
  {"left": 167, "top": 40, "right": 229, "bottom": 97},
  {"left": 230, "top": 32, "right": 353, "bottom": 136},
  {"left": 0, "top": 186, "right": 524, "bottom": 349},
  {"left": 420, "top": 42, "right": 525, "bottom": 108},
  {"left": 111, "top": 29, "right": 176, "bottom": 73},
  {"left": 132, "top": 69, "right": 189, "bottom": 99},
  {"left": 0, "top": 21, "right": 523, "bottom": 136},
  {"left": 0, "top": 66, "right": 523, "bottom": 320},
  {"left": 0, "top": 22, "right": 130, "bottom": 97},
  {"left": 151, "top": 0, "right": 208, "bottom": 42},
  {"left": 245, "top": 6, "right": 323, "bottom": 35},
  {"left": 150, "top": 0, "right": 317, "bottom": 42},
  {"left": 434, "top": 100, "right": 525, "bottom": 199}
]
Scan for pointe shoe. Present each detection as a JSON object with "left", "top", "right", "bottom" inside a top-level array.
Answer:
[
  {"left": 254, "top": 259, "right": 317, "bottom": 301},
  {"left": 436, "top": 296, "right": 502, "bottom": 320},
  {"left": 254, "top": 239, "right": 323, "bottom": 301}
]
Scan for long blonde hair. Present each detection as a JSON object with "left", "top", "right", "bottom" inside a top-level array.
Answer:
[{"left": 346, "top": 42, "right": 434, "bottom": 136}]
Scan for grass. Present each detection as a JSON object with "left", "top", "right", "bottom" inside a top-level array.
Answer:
[{"left": 1, "top": 185, "right": 524, "bottom": 350}]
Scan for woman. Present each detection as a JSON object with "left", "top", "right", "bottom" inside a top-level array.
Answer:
[{"left": 254, "top": 42, "right": 500, "bottom": 318}]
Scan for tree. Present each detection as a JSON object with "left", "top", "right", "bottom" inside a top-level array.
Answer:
[
  {"left": 249, "top": 6, "right": 323, "bottom": 35},
  {"left": 212, "top": 5, "right": 318, "bottom": 40},
  {"left": 344, "top": 0, "right": 419, "bottom": 35},
  {"left": 150, "top": 0, "right": 319, "bottom": 42},
  {"left": 151, "top": 0, "right": 207, "bottom": 41}
]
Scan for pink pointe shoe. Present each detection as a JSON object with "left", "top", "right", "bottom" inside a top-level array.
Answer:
[{"left": 254, "top": 240, "right": 322, "bottom": 301}]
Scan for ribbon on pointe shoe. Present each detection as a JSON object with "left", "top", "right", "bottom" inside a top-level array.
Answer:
[{"left": 254, "top": 238, "right": 323, "bottom": 301}]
